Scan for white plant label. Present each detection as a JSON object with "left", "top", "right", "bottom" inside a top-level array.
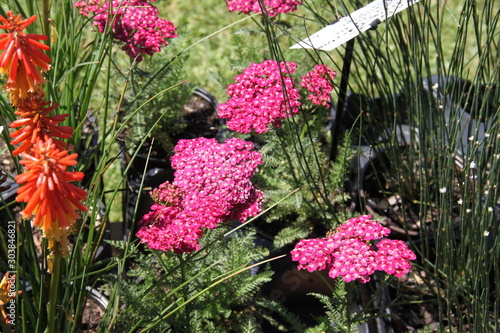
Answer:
[{"left": 290, "top": 0, "right": 422, "bottom": 51}]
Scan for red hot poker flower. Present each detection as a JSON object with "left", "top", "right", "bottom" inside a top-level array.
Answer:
[
  {"left": 10, "top": 94, "right": 72, "bottom": 155},
  {"left": 0, "top": 11, "right": 51, "bottom": 106},
  {"left": 15, "top": 138, "right": 87, "bottom": 253}
]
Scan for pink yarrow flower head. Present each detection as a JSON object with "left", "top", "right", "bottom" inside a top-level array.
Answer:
[
  {"left": 291, "top": 215, "right": 416, "bottom": 283},
  {"left": 136, "top": 137, "right": 264, "bottom": 253},
  {"left": 218, "top": 59, "right": 301, "bottom": 134},
  {"left": 225, "top": 0, "right": 303, "bottom": 17},
  {"left": 375, "top": 239, "right": 417, "bottom": 277},
  {"left": 74, "top": 0, "right": 177, "bottom": 61},
  {"left": 300, "top": 64, "right": 337, "bottom": 108}
]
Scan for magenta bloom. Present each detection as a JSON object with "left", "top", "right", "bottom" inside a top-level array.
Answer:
[
  {"left": 136, "top": 138, "right": 264, "bottom": 253},
  {"left": 219, "top": 60, "right": 301, "bottom": 134},
  {"left": 328, "top": 238, "right": 379, "bottom": 283},
  {"left": 336, "top": 215, "right": 391, "bottom": 241},
  {"left": 74, "top": 0, "right": 177, "bottom": 61},
  {"left": 136, "top": 202, "right": 204, "bottom": 253},
  {"left": 375, "top": 239, "right": 417, "bottom": 277},
  {"left": 291, "top": 215, "right": 416, "bottom": 283},
  {"left": 290, "top": 237, "right": 337, "bottom": 273},
  {"left": 300, "top": 64, "right": 337, "bottom": 108},
  {"left": 225, "top": 0, "right": 303, "bottom": 17}
]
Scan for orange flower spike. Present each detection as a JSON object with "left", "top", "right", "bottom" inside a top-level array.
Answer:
[
  {"left": 0, "top": 11, "right": 51, "bottom": 105},
  {"left": 0, "top": 272, "right": 21, "bottom": 324},
  {"left": 15, "top": 138, "right": 87, "bottom": 251},
  {"left": 9, "top": 95, "right": 72, "bottom": 155}
]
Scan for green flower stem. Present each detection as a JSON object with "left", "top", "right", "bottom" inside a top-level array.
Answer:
[
  {"left": 42, "top": 0, "right": 50, "bottom": 50},
  {"left": 345, "top": 282, "right": 353, "bottom": 333},
  {"left": 46, "top": 245, "right": 61, "bottom": 333},
  {"left": 178, "top": 254, "right": 191, "bottom": 333}
]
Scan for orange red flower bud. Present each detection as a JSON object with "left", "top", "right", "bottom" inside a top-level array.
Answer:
[
  {"left": 0, "top": 272, "right": 21, "bottom": 324},
  {"left": 9, "top": 94, "right": 72, "bottom": 155},
  {"left": 15, "top": 138, "right": 87, "bottom": 253},
  {"left": 0, "top": 10, "right": 51, "bottom": 106}
]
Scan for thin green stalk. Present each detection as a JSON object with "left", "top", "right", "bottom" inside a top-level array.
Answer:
[
  {"left": 345, "top": 281, "right": 353, "bottom": 333},
  {"left": 178, "top": 254, "right": 191, "bottom": 333},
  {"left": 46, "top": 245, "right": 62, "bottom": 333},
  {"left": 42, "top": 0, "right": 50, "bottom": 50},
  {"left": 278, "top": 134, "right": 328, "bottom": 219}
]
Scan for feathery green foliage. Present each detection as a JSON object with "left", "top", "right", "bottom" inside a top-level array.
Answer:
[
  {"left": 107, "top": 228, "right": 272, "bottom": 333},
  {"left": 119, "top": 49, "right": 194, "bottom": 155}
]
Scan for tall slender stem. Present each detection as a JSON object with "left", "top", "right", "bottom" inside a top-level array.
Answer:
[
  {"left": 178, "top": 254, "right": 191, "bottom": 333},
  {"left": 345, "top": 281, "right": 352, "bottom": 332},
  {"left": 46, "top": 244, "right": 61, "bottom": 333}
]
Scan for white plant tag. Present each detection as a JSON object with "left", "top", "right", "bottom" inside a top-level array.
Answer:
[{"left": 290, "top": 0, "right": 421, "bottom": 51}]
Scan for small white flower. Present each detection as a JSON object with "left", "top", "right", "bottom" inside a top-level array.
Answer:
[
  {"left": 468, "top": 136, "right": 474, "bottom": 141},
  {"left": 457, "top": 199, "right": 463, "bottom": 205},
  {"left": 469, "top": 161, "right": 477, "bottom": 168},
  {"left": 439, "top": 187, "right": 447, "bottom": 193},
  {"left": 466, "top": 209, "right": 472, "bottom": 213},
  {"left": 484, "top": 231, "right": 490, "bottom": 237},
  {"left": 488, "top": 207, "right": 493, "bottom": 212}
]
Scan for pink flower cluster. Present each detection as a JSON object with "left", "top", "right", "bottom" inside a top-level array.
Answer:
[
  {"left": 74, "top": 0, "right": 177, "bottom": 61},
  {"left": 136, "top": 137, "right": 264, "bottom": 253},
  {"left": 300, "top": 64, "right": 337, "bottom": 108},
  {"left": 218, "top": 60, "right": 301, "bottom": 134},
  {"left": 225, "top": 0, "right": 303, "bottom": 17},
  {"left": 291, "top": 215, "right": 416, "bottom": 283}
]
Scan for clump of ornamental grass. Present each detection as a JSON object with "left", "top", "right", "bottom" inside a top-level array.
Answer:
[{"left": 303, "top": 0, "right": 499, "bottom": 329}]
